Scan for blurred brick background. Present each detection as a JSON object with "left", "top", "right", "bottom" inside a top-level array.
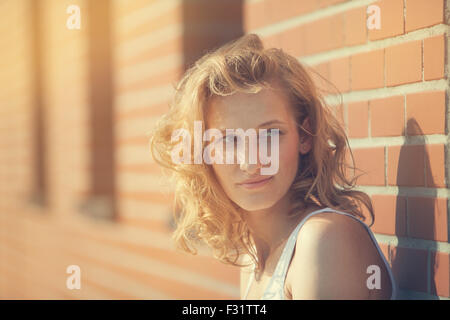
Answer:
[{"left": 0, "top": 0, "right": 448, "bottom": 299}]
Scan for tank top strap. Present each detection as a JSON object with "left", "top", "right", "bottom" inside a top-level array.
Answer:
[{"left": 260, "top": 207, "right": 334, "bottom": 299}]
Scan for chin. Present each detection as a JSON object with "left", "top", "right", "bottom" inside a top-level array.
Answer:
[{"left": 235, "top": 197, "right": 280, "bottom": 212}]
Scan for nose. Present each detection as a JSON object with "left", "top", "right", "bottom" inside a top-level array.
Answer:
[
  {"left": 238, "top": 139, "right": 262, "bottom": 175},
  {"left": 239, "top": 161, "right": 261, "bottom": 175}
]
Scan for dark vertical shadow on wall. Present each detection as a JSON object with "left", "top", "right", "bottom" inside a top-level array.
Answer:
[
  {"left": 181, "top": 0, "right": 244, "bottom": 70},
  {"left": 28, "top": 0, "right": 47, "bottom": 208},
  {"left": 80, "top": 0, "right": 116, "bottom": 220},
  {"left": 392, "top": 119, "right": 439, "bottom": 299}
]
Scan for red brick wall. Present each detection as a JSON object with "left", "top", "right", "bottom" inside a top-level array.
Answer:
[
  {"left": 0, "top": 0, "right": 448, "bottom": 300},
  {"left": 244, "top": 0, "right": 449, "bottom": 299}
]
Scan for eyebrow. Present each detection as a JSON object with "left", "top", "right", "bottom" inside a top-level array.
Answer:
[
  {"left": 218, "top": 120, "right": 287, "bottom": 132},
  {"left": 257, "top": 119, "right": 287, "bottom": 128}
]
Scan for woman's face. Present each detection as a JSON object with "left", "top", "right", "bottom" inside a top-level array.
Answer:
[{"left": 206, "top": 84, "right": 312, "bottom": 212}]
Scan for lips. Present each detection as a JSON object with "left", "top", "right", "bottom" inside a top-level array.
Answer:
[{"left": 237, "top": 176, "right": 274, "bottom": 189}]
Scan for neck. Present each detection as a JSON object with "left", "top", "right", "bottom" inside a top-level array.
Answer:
[{"left": 241, "top": 191, "right": 304, "bottom": 269}]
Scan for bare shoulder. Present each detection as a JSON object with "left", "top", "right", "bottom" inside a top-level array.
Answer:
[
  {"left": 286, "top": 211, "right": 392, "bottom": 300},
  {"left": 298, "top": 211, "right": 369, "bottom": 242}
]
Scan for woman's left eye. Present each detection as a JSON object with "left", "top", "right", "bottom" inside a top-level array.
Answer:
[{"left": 262, "top": 129, "right": 282, "bottom": 137}]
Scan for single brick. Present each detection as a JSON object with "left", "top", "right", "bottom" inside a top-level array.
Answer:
[
  {"left": 352, "top": 147, "right": 385, "bottom": 186},
  {"left": 370, "top": 194, "right": 407, "bottom": 236},
  {"left": 329, "top": 56, "right": 350, "bottom": 93},
  {"left": 344, "top": 6, "right": 367, "bottom": 46},
  {"left": 408, "top": 196, "right": 448, "bottom": 242},
  {"left": 347, "top": 100, "right": 368, "bottom": 138},
  {"left": 386, "top": 40, "right": 422, "bottom": 87},
  {"left": 425, "top": 144, "right": 446, "bottom": 188},
  {"left": 370, "top": 95, "right": 405, "bottom": 137},
  {"left": 406, "top": 91, "right": 445, "bottom": 135},
  {"left": 424, "top": 35, "right": 446, "bottom": 81},
  {"left": 368, "top": 0, "right": 404, "bottom": 40},
  {"left": 387, "top": 145, "right": 425, "bottom": 187},
  {"left": 351, "top": 49, "right": 384, "bottom": 90},
  {"left": 305, "top": 14, "right": 345, "bottom": 55},
  {"left": 405, "top": 0, "right": 444, "bottom": 32}
]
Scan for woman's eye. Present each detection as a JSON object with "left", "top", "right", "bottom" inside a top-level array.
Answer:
[
  {"left": 262, "top": 129, "right": 282, "bottom": 138},
  {"left": 223, "top": 135, "right": 237, "bottom": 143}
]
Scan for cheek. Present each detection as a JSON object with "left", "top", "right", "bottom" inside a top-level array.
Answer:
[
  {"left": 211, "top": 164, "right": 234, "bottom": 189},
  {"left": 278, "top": 136, "right": 300, "bottom": 173}
]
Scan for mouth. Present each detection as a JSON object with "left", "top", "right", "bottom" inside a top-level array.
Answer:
[{"left": 237, "top": 176, "right": 274, "bottom": 189}]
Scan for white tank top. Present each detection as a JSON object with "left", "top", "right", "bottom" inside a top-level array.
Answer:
[{"left": 243, "top": 207, "right": 397, "bottom": 300}]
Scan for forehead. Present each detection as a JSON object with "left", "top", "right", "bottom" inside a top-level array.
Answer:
[{"left": 206, "top": 86, "right": 293, "bottom": 129}]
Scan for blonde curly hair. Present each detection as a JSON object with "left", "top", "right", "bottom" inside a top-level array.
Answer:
[{"left": 149, "top": 33, "right": 374, "bottom": 272}]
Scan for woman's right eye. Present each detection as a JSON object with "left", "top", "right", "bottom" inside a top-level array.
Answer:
[{"left": 223, "top": 135, "right": 237, "bottom": 143}]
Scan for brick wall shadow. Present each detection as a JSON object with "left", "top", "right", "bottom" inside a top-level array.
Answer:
[
  {"left": 27, "top": 0, "right": 47, "bottom": 208},
  {"left": 392, "top": 118, "right": 444, "bottom": 299},
  {"left": 181, "top": 0, "right": 244, "bottom": 70}
]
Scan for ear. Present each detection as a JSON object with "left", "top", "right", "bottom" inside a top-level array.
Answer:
[{"left": 299, "top": 117, "right": 312, "bottom": 155}]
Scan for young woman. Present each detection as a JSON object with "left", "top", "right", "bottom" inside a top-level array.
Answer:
[{"left": 150, "top": 34, "right": 397, "bottom": 300}]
